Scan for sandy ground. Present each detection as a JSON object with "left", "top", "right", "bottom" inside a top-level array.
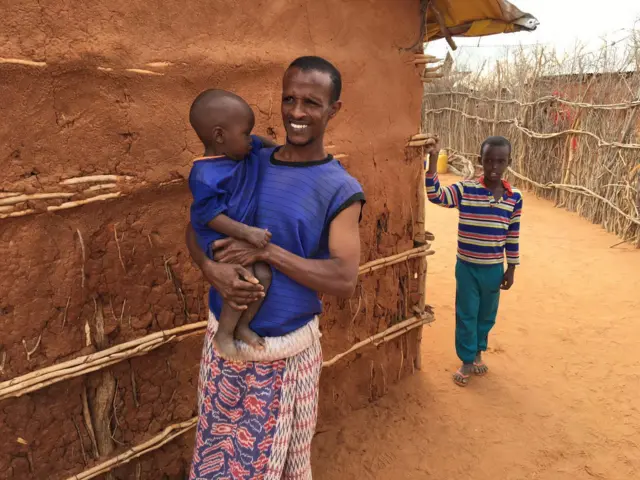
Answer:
[{"left": 313, "top": 176, "right": 640, "bottom": 480}]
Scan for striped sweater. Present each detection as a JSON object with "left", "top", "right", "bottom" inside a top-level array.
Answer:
[{"left": 425, "top": 173, "right": 522, "bottom": 266}]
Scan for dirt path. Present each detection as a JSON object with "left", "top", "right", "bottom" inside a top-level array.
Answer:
[{"left": 313, "top": 176, "right": 640, "bottom": 480}]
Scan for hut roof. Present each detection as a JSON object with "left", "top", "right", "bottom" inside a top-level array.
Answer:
[{"left": 425, "top": 0, "right": 538, "bottom": 45}]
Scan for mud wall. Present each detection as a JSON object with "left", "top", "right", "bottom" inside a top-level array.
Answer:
[{"left": 0, "top": 1, "right": 426, "bottom": 478}]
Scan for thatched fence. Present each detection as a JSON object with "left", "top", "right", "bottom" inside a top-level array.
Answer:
[{"left": 422, "top": 43, "right": 640, "bottom": 246}]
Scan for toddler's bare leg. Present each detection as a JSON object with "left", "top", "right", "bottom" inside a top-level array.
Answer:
[
  {"left": 213, "top": 302, "right": 240, "bottom": 359},
  {"left": 234, "top": 262, "right": 272, "bottom": 349}
]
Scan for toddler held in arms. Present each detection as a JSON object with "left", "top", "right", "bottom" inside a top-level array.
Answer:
[{"left": 188, "top": 89, "right": 275, "bottom": 358}]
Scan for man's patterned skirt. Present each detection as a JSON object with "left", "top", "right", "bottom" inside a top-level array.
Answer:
[{"left": 189, "top": 319, "right": 322, "bottom": 480}]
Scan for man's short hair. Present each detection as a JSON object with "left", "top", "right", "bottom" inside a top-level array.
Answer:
[
  {"left": 480, "top": 136, "right": 512, "bottom": 158},
  {"left": 288, "top": 56, "right": 342, "bottom": 103}
]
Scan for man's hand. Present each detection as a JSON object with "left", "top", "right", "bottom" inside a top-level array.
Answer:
[
  {"left": 212, "top": 237, "right": 264, "bottom": 266},
  {"left": 185, "top": 223, "right": 263, "bottom": 310},
  {"left": 501, "top": 265, "right": 515, "bottom": 290},
  {"left": 201, "top": 261, "right": 264, "bottom": 310}
]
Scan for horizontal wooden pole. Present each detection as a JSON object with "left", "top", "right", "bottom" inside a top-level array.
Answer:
[
  {"left": 65, "top": 308, "right": 434, "bottom": 480},
  {"left": 0, "top": 245, "right": 433, "bottom": 401}
]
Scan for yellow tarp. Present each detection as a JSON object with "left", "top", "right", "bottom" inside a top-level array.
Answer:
[{"left": 425, "top": 0, "right": 538, "bottom": 42}]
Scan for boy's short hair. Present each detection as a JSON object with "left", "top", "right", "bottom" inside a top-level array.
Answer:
[
  {"left": 189, "top": 89, "right": 250, "bottom": 145},
  {"left": 288, "top": 56, "right": 342, "bottom": 103},
  {"left": 480, "top": 136, "right": 512, "bottom": 158}
]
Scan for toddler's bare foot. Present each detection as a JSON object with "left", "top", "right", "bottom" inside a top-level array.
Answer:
[
  {"left": 235, "top": 324, "right": 266, "bottom": 350},
  {"left": 212, "top": 332, "right": 238, "bottom": 359}
]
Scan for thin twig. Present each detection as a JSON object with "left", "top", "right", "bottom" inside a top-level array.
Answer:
[
  {"left": 109, "top": 380, "right": 126, "bottom": 447},
  {"left": 61, "top": 175, "right": 131, "bottom": 185},
  {"left": 119, "top": 300, "right": 126, "bottom": 324},
  {"left": 72, "top": 418, "right": 88, "bottom": 466},
  {"left": 609, "top": 240, "right": 629, "bottom": 249},
  {"left": 81, "top": 386, "right": 99, "bottom": 459},
  {"left": 349, "top": 291, "right": 363, "bottom": 329},
  {"left": 109, "top": 297, "right": 117, "bottom": 324},
  {"left": 63, "top": 296, "right": 71, "bottom": 327},
  {"left": 76, "top": 229, "right": 86, "bottom": 290},
  {"left": 130, "top": 366, "right": 139, "bottom": 409},
  {"left": 113, "top": 224, "right": 126, "bottom": 272},
  {"left": 163, "top": 257, "right": 173, "bottom": 282},
  {"left": 22, "top": 334, "right": 42, "bottom": 361},
  {"left": 167, "top": 388, "right": 177, "bottom": 407}
]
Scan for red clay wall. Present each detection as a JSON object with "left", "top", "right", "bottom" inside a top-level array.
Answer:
[{"left": 0, "top": 1, "right": 425, "bottom": 478}]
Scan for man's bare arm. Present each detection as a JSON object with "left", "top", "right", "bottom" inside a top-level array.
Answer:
[
  {"left": 262, "top": 202, "right": 362, "bottom": 297},
  {"left": 211, "top": 203, "right": 363, "bottom": 298}
]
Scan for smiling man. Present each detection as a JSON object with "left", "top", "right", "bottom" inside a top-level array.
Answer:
[{"left": 186, "top": 56, "right": 365, "bottom": 479}]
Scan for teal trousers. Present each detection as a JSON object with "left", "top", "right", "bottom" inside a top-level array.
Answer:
[{"left": 455, "top": 260, "right": 504, "bottom": 364}]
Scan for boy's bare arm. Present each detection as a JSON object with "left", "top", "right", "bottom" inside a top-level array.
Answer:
[{"left": 208, "top": 214, "right": 271, "bottom": 248}]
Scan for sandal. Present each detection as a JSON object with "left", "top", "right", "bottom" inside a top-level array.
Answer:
[
  {"left": 473, "top": 361, "right": 489, "bottom": 376},
  {"left": 453, "top": 368, "right": 470, "bottom": 387}
]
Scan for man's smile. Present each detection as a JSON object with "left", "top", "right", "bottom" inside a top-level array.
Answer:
[{"left": 289, "top": 121, "right": 309, "bottom": 131}]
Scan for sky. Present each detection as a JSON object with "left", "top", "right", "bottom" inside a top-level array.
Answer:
[{"left": 425, "top": 0, "right": 640, "bottom": 71}]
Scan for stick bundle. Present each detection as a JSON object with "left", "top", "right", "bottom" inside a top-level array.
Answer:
[
  {"left": 323, "top": 311, "right": 434, "bottom": 367},
  {"left": 48, "top": 192, "right": 123, "bottom": 212},
  {"left": 0, "top": 322, "right": 208, "bottom": 401},
  {"left": 65, "top": 418, "right": 198, "bottom": 480},
  {"left": 64, "top": 308, "right": 434, "bottom": 480},
  {"left": 358, "top": 245, "right": 433, "bottom": 275},
  {"left": 0, "top": 245, "right": 432, "bottom": 400}
]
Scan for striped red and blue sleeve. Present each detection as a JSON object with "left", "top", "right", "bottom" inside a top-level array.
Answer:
[
  {"left": 425, "top": 172, "right": 463, "bottom": 209},
  {"left": 506, "top": 194, "right": 523, "bottom": 265}
]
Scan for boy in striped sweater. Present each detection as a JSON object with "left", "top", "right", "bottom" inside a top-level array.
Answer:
[{"left": 425, "top": 135, "right": 522, "bottom": 387}]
